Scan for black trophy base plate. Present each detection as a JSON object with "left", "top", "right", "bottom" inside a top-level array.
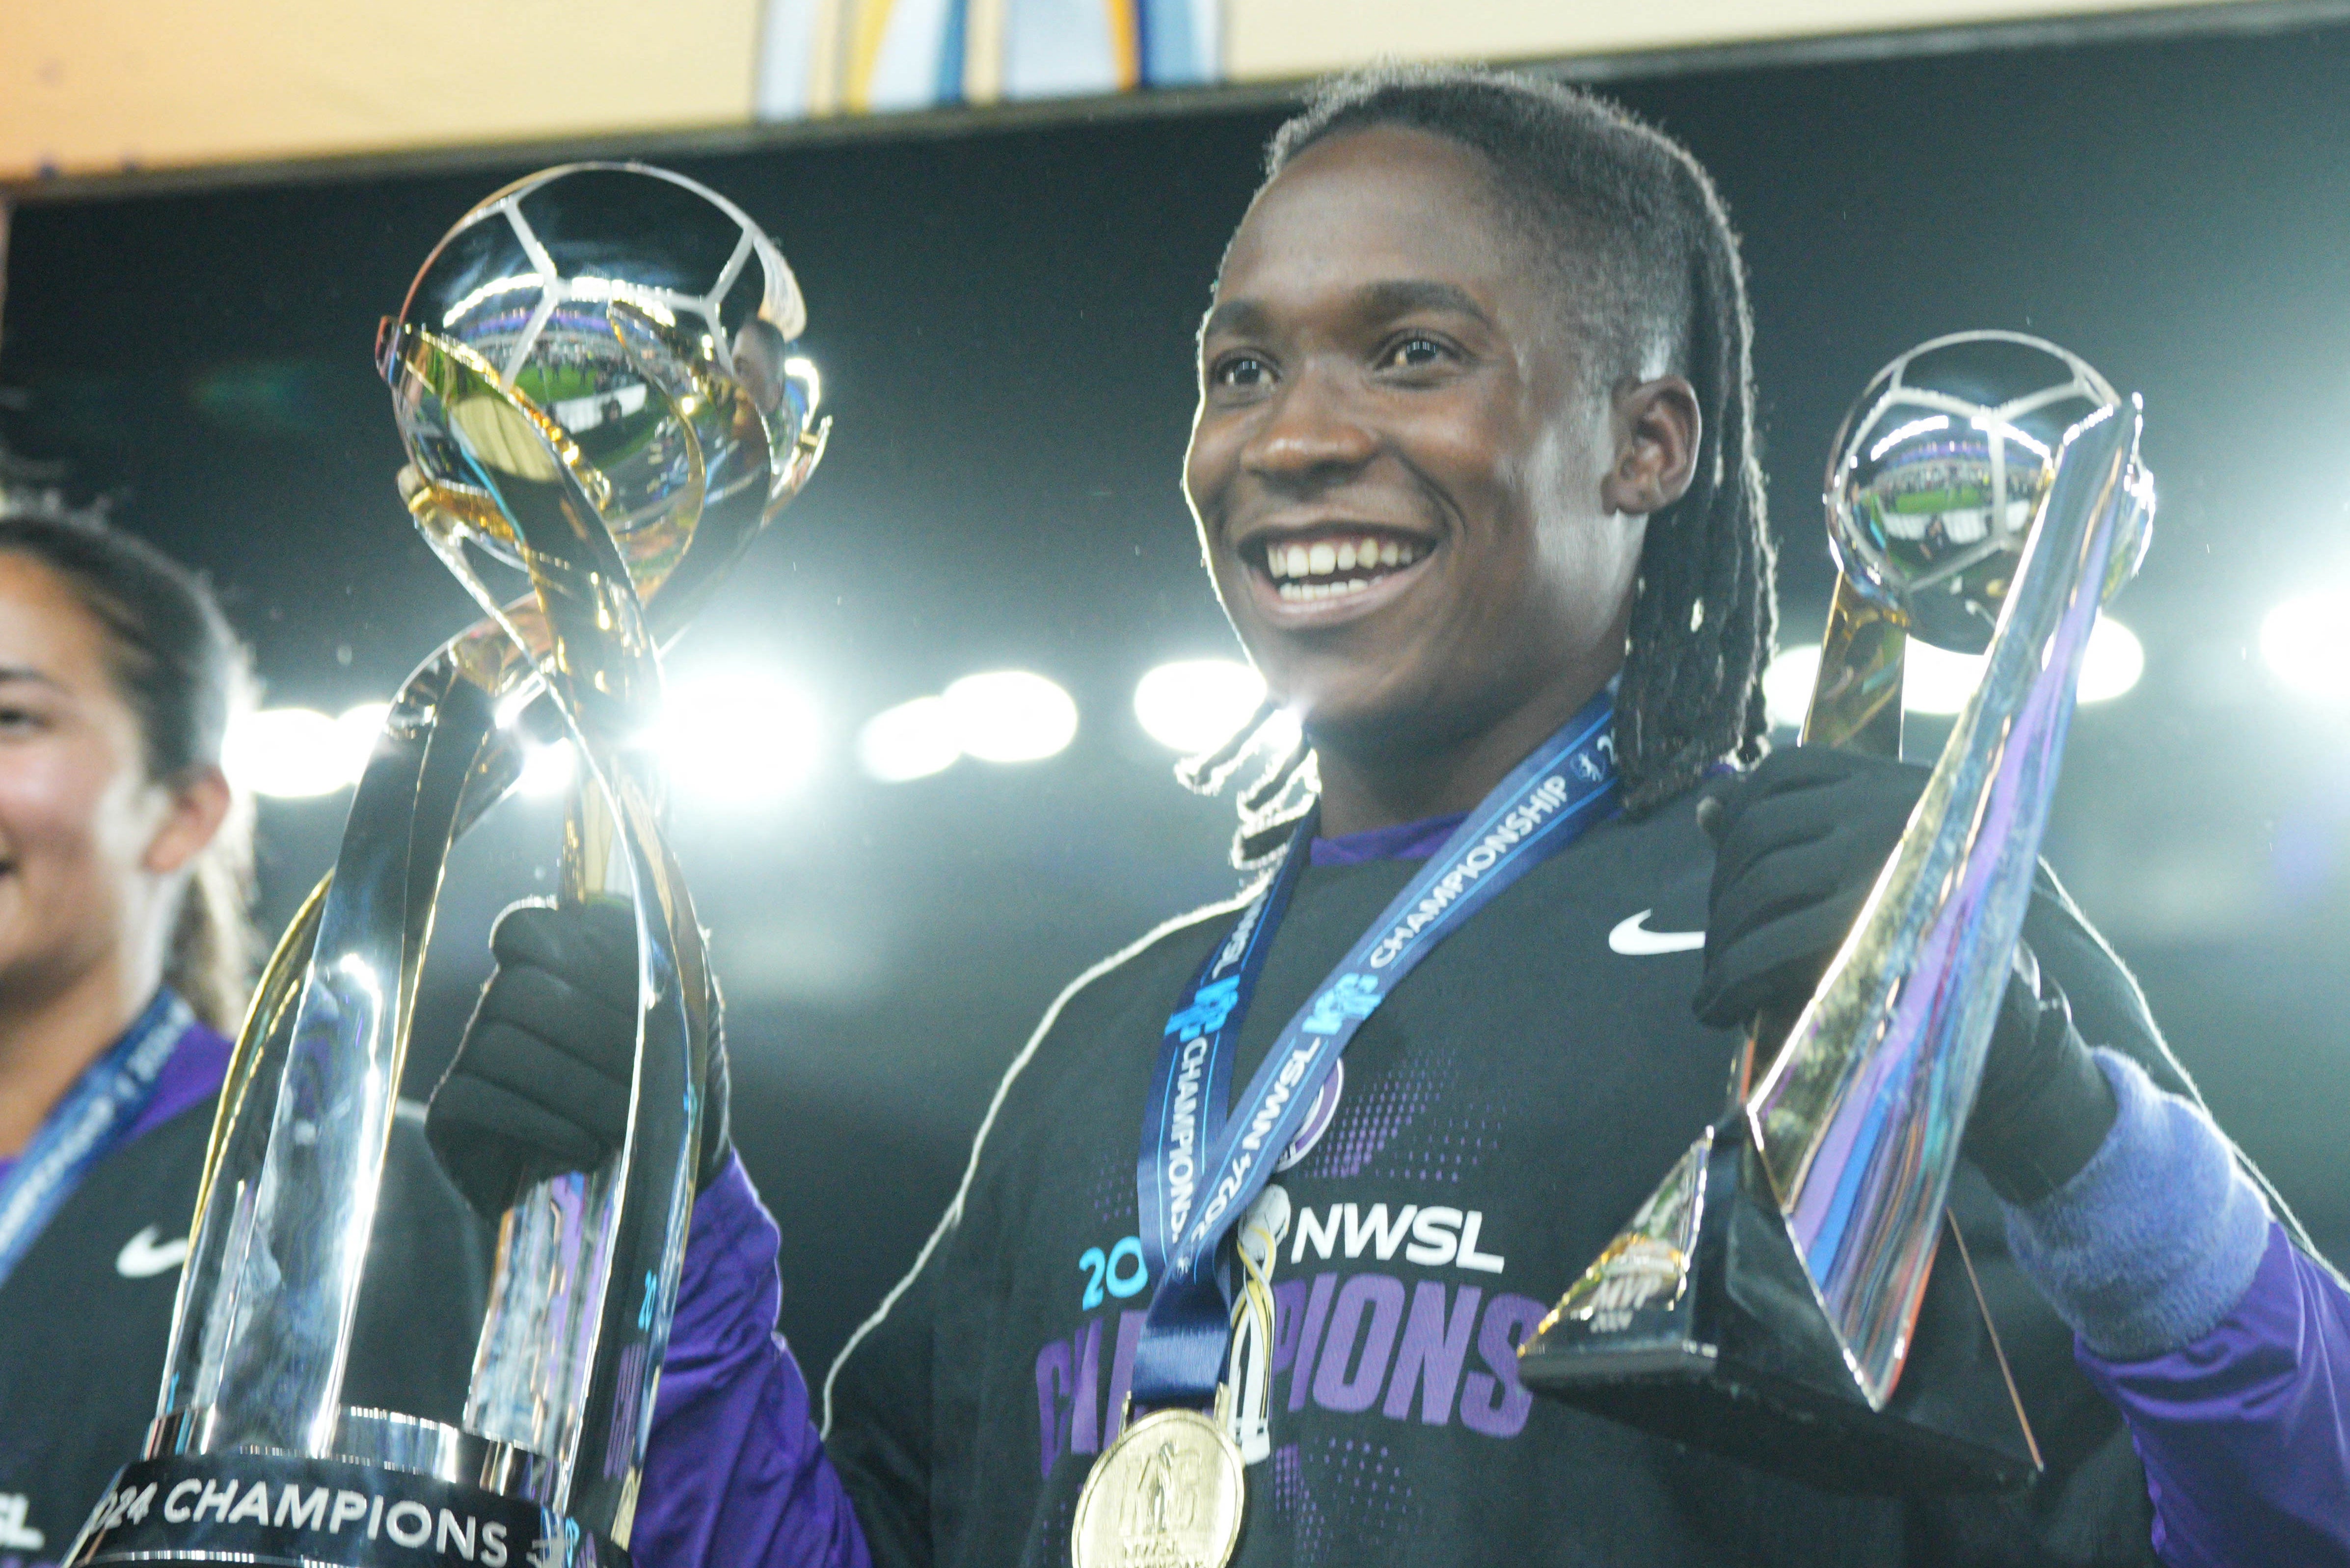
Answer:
[
  {"left": 1519, "top": 1117, "right": 2042, "bottom": 1496},
  {"left": 67, "top": 1452, "right": 627, "bottom": 1568}
]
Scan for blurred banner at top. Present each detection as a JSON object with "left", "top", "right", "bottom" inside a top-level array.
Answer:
[
  {"left": 0, "top": 0, "right": 2285, "bottom": 183},
  {"left": 759, "top": 0, "right": 1219, "bottom": 116}
]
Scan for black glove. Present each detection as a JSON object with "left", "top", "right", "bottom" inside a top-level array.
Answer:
[
  {"left": 427, "top": 899, "right": 733, "bottom": 1218},
  {"left": 1696, "top": 744, "right": 2116, "bottom": 1204},
  {"left": 1693, "top": 745, "right": 1931, "bottom": 1030},
  {"left": 1966, "top": 944, "right": 2116, "bottom": 1205}
]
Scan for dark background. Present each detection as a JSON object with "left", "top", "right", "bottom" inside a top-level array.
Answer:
[{"left": 4, "top": 14, "right": 2348, "bottom": 1375}]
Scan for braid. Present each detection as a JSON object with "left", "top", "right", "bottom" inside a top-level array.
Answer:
[
  {"left": 1615, "top": 153, "right": 1776, "bottom": 811},
  {"left": 1211, "top": 65, "right": 1778, "bottom": 835}
]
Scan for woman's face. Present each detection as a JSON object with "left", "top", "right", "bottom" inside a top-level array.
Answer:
[
  {"left": 1185, "top": 125, "right": 1693, "bottom": 760},
  {"left": 0, "top": 554, "right": 221, "bottom": 1004}
]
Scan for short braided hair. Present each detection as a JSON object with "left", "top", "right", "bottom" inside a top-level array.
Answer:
[{"left": 1241, "top": 65, "right": 1777, "bottom": 820}]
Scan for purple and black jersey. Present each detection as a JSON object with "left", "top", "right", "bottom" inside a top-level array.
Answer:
[
  {"left": 0, "top": 1009, "right": 489, "bottom": 1566},
  {"left": 653, "top": 796, "right": 2349, "bottom": 1566}
]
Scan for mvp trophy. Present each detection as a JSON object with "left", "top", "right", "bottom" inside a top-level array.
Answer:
[
  {"left": 1518, "top": 333, "right": 2154, "bottom": 1492},
  {"left": 65, "top": 165, "right": 826, "bottom": 1564}
]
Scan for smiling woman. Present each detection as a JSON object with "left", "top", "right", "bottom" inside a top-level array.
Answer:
[
  {"left": 0, "top": 501, "right": 488, "bottom": 1546},
  {"left": 1186, "top": 74, "right": 1775, "bottom": 848}
]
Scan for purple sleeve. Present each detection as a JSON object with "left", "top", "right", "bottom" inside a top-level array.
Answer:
[
  {"left": 2079, "top": 1224, "right": 2350, "bottom": 1567},
  {"left": 2002, "top": 1049, "right": 2350, "bottom": 1566},
  {"left": 632, "top": 1155, "right": 872, "bottom": 1568}
]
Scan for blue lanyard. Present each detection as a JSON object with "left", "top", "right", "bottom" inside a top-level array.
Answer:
[
  {"left": 1131, "top": 692, "right": 1621, "bottom": 1411},
  {"left": 0, "top": 990, "right": 190, "bottom": 1291}
]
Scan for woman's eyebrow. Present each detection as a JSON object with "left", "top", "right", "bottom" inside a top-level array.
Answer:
[
  {"left": 1199, "top": 298, "right": 1272, "bottom": 342},
  {"left": 1355, "top": 279, "right": 1493, "bottom": 325},
  {"left": 1201, "top": 281, "right": 1494, "bottom": 343},
  {"left": 0, "top": 666, "right": 65, "bottom": 691}
]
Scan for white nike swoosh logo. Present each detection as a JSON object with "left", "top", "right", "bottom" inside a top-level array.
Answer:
[
  {"left": 1609, "top": 909, "right": 1705, "bottom": 956},
  {"left": 116, "top": 1225, "right": 189, "bottom": 1279}
]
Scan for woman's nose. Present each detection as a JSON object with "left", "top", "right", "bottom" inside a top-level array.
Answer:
[{"left": 1241, "top": 363, "right": 1378, "bottom": 487}]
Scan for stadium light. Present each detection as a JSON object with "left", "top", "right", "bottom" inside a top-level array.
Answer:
[
  {"left": 1761, "top": 615, "right": 2140, "bottom": 730},
  {"left": 2260, "top": 589, "right": 2350, "bottom": 701},
  {"left": 1900, "top": 642, "right": 1985, "bottom": 716},
  {"left": 859, "top": 696, "right": 960, "bottom": 783},
  {"left": 942, "top": 671, "right": 1078, "bottom": 763},
  {"left": 335, "top": 702, "right": 390, "bottom": 783},
  {"left": 1134, "top": 659, "right": 1265, "bottom": 753},
  {"left": 648, "top": 664, "right": 823, "bottom": 806},
  {"left": 2076, "top": 617, "right": 2144, "bottom": 703},
  {"left": 225, "top": 707, "right": 349, "bottom": 798},
  {"left": 1761, "top": 645, "right": 1822, "bottom": 730},
  {"left": 1906, "top": 615, "right": 2143, "bottom": 713}
]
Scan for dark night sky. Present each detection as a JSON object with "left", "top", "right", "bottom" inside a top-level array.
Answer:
[{"left": 4, "top": 15, "right": 2349, "bottom": 1370}]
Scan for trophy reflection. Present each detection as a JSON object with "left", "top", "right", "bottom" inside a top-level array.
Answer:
[
  {"left": 66, "top": 164, "right": 826, "bottom": 1567},
  {"left": 1517, "top": 333, "right": 2153, "bottom": 1492}
]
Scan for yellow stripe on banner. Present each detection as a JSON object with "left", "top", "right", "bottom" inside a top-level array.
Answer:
[
  {"left": 807, "top": 0, "right": 849, "bottom": 114},
  {"left": 1105, "top": 0, "right": 1141, "bottom": 89},
  {"left": 847, "top": 0, "right": 899, "bottom": 111},
  {"left": 965, "top": 0, "right": 1008, "bottom": 103}
]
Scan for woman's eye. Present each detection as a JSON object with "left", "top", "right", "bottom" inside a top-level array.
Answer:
[
  {"left": 1213, "top": 354, "right": 1271, "bottom": 389},
  {"left": 0, "top": 706, "right": 39, "bottom": 732},
  {"left": 1384, "top": 336, "right": 1449, "bottom": 370}
]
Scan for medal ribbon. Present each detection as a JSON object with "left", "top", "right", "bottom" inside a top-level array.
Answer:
[
  {"left": 0, "top": 989, "right": 191, "bottom": 1290},
  {"left": 1130, "top": 691, "right": 1621, "bottom": 1411}
]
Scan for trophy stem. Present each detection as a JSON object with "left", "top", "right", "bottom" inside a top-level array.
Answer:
[
  {"left": 1801, "top": 575, "right": 1906, "bottom": 757},
  {"left": 1749, "top": 404, "right": 2141, "bottom": 1406}
]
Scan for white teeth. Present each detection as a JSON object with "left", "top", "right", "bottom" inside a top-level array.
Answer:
[{"left": 1263, "top": 533, "right": 1433, "bottom": 601}]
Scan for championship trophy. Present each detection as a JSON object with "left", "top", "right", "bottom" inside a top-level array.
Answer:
[
  {"left": 1517, "top": 333, "right": 2154, "bottom": 1492},
  {"left": 65, "top": 165, "right": 827, "bottom": 1563}
]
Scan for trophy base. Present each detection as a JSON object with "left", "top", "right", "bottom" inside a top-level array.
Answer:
[
  {"left": 1518, "top": 1116, "right": 2042, "bottom": 1496},
  {"left": 66, "top": 1453, "right": 627, "bottom": 1568}
]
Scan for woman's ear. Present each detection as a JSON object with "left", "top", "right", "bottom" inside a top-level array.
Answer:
[
  {"left": 143, "top": 763, "right": 232, "bottom": 876},
  {"left": 1601, "top": 376, "right": 1702, "bottom": 518}
]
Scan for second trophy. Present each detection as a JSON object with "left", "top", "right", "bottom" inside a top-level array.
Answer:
[{"left": 1517, "top": 332, "right": 2154, "bottom": 1492}]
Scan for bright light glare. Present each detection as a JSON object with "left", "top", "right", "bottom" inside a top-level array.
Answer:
[
  {"left": 1134, "top": 659, "right": 1265, "bottom": 753},
  {"left": 2261, "top": 589, "right": 2350, "bottom": 701},
  {"left": 517, "top": 739, "right": 576, "bottom": 798},
  {"left": 1767, "top": 616, "right": 2140, "bottom": 728},
  {"left": 858, "top": 696, "right": 960, "bottom": 783},
  {"left": 1905, "top": 613, "right": 2141, "bottom": 715},
  {"left": 335, "top": 702, "right": 390, "bottom": 783},
  {"left": 942, "top": 671, "right": 1078, "bottom": 763},
  {"left": 1902, "top": 641, "right": 1986, "bottom": 715},
  {"left": 1761, "top": 645, "right": 1822, "bottom": 730},
  {"left": 784, "top": 354, "right": 822, "bottom": 412},
  {"left": 2077, "top": 618, "right": 2144, "bottom": 703},
  {"left": 224, "top": 707, "right": 348, "bottom": 798},
  {"left": 651, "top": 666, "right": 823, "bottom": 806}
]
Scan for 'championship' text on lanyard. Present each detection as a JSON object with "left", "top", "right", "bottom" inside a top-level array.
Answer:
[{"left": 1130, "top": 690, "right": 1619, "bottom": 1412}]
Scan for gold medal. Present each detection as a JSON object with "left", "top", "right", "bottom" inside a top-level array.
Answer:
[{"left": 1070, "top": 1406, "right": 1246, "bottom": 1568}]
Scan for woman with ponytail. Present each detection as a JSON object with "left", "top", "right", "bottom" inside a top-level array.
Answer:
[{"left": 0, "top": 501, "right": 485, "bottom": 1556}]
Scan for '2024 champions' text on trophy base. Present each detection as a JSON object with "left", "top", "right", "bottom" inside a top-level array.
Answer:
[
  {"left": 1518, "top": 333, "right": 2154, "bottom": 1493},
  {"left": 64, "top": 165, "right": 827, "bottom": 1567}
]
